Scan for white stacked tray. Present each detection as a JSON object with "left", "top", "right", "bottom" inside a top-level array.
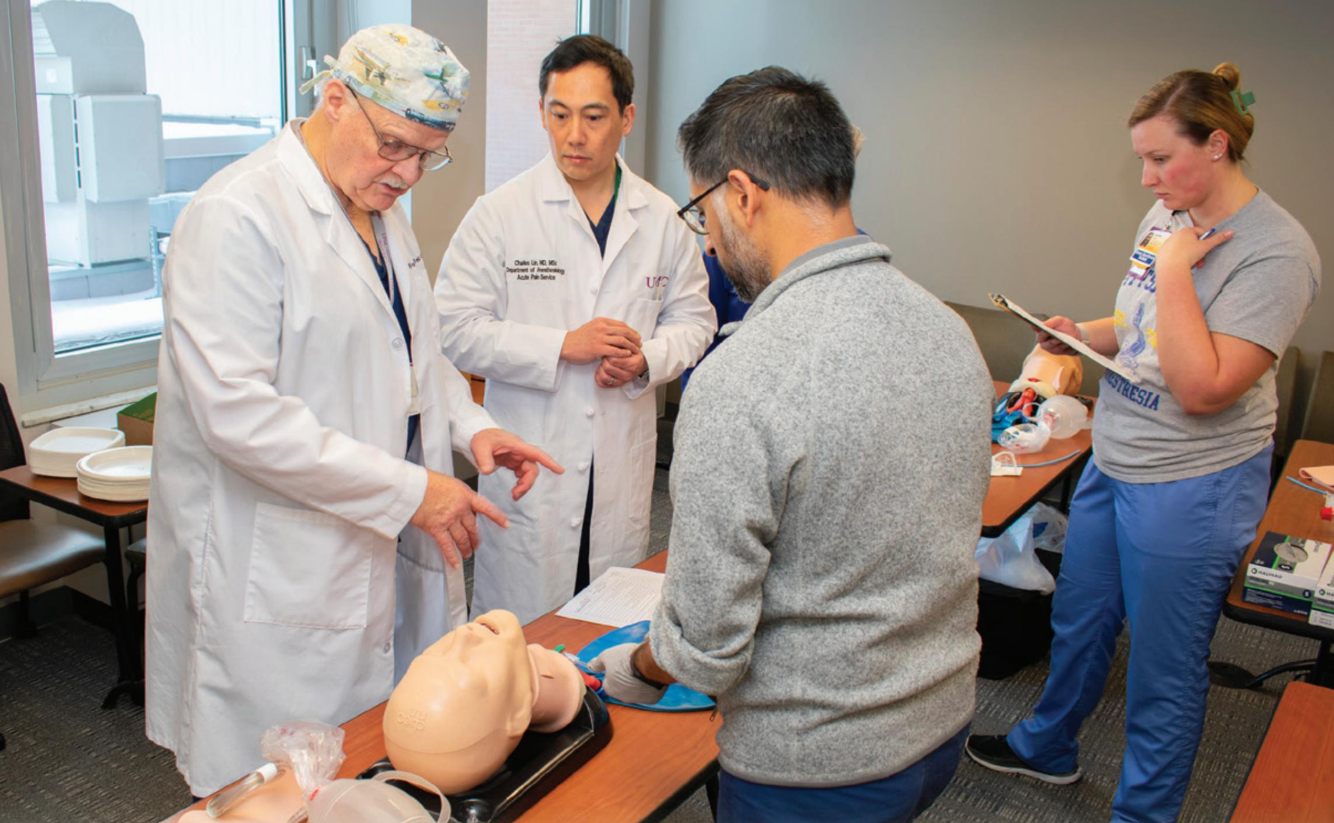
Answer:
[
  {"left": 28, "top": 427, "right": 126, "bottom": 477},
  {"left": 76, "top": 446, "right": 152, "bottom": 502}
]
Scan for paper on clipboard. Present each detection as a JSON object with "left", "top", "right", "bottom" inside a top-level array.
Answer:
[{"left": 988, "top": 293, "right": 1139, "bottom": 384}]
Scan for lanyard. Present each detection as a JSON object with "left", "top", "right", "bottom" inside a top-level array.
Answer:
[
  {"left": 294, "top": 122, "right": 420, "bottom": 431},
  {"left": 371, "top": 213, "right": 419, "bottom": 415},
  {"left": 370, "top": 213, "right": 398, "bottom": 308}
]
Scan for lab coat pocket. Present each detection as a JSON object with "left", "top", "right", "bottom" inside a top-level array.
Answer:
[
  {"left": 626, "top": 437, "right": 656, "bottom": 525},
  {"left": 244, "top": 503, "right": 372, "bottom": 629},
  {"left": 625, "top": 297, "right": 663, "bottom": 341}
]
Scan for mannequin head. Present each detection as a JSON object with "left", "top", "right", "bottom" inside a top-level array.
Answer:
[
  {"left": 526, "top": 644, "right": 585, "bottom": 733},
  {"left": 383, "top": 610, "right": 584, "bottom": 794},
  {"left": 1011, "top": 345, "right": 1083, "bottom": 399}
]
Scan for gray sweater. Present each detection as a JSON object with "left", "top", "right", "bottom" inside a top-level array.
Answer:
[{"left": 649, "top": 237, "right": 993, "bottom": 787}]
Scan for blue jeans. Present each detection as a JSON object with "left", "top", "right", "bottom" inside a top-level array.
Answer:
[
  {"left": 717, "top": 725, "right": 969, "bottom": 823},
  {"left": 1008, "top": 447, "right": 1271, "bottom": 823}
]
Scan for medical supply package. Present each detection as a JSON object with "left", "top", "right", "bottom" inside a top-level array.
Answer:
[
  {"left": 1310, "top": 551, "right": 1334, "bottom": 630},
  {"left": 1242, "top": 532, "right": 1333, "bottom": 617}
]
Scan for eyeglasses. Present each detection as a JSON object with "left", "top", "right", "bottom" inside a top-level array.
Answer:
[
  {"left": 676, "top": 171, "right": 771, "bottom": 235},
  {"left": 348, "top": 90, "right": 452, "bottom": 171}
]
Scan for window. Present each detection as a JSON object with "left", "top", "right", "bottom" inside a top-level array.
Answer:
[{"left": 2, "top": 0, "right": 321, "bottom": 416}]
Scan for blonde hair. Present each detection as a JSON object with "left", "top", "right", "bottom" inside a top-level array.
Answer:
[{"left": 1128, "top": 62, "right": 1254, "bottom": 162}]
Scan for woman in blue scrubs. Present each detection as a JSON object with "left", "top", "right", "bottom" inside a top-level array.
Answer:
[{"left": 964, "top": 63, "right": 1321, "bottom": 823}]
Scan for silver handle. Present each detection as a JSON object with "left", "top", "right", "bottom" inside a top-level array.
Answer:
[{"left": 300, "top": 46, "right": 317, "bottom": 81}]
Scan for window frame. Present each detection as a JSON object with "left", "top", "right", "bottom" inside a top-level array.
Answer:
[
  {"left": 1, "top": 0, "right": 327, "bottom": 419},
  {"left": 573, "top": 0, "right": 650, "bottom": 171}
]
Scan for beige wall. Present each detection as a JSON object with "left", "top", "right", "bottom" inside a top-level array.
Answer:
[
  {"left": 411, "top": 0, "right": 488, "bottom": 286},
  {"left": 485, "top": 0, "right": 577, "bottom": 193},
  {"left": 643, "top": 0, "right": 1334, "bottom": 423}
]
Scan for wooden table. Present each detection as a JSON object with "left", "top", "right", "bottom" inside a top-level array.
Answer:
[
  {"left": 0, "top": 464, "right": 148, "bottom": 707},
  {"left": 164, "top": 550, "right": 720, "bottom": 823},
  {"left": 982, "top": 381, "right": 1094, "bottom": 537},
  {"left": 1223, "top": 439, "right": 1334, "bottom": 686},
  {"left": 1229, "top": 681, "right": 1334, "bottom": 822}
]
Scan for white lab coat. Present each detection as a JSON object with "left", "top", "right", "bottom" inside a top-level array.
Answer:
[
  {"left": 145, "top": 122, "right": 495, "bottom": 796},
  {"left": 436, "top": 153, "right": 714, "bottom": 623}
]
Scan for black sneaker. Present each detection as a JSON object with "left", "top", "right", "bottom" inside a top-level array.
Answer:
[{"left": 964, "top": 734, "right": 1083, "bottom": 785}]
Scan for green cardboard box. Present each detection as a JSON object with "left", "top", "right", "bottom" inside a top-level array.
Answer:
[{"left": 117, "top": 392, "right": 156, "bottom": 446}]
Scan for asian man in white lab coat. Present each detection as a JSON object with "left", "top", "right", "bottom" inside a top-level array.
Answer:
[
  {"left": 435, "top": 35, "right": 714, "bottom": 622},
  {"left": 146, "top": 26, "right": 560, "bottom": 797}
]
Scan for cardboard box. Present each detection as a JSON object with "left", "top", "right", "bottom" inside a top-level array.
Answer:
[
  {"left": 1243, "top": 532, "right": 1333, "bottom": 618},
  {"left": 1310, "top": 551, "right": 1334, "bottom": 630},
  {"left": 117, "top": 392, "right": 156, "bottom": 446}
]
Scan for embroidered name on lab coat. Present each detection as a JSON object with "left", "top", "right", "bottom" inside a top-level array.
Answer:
[{"left": 507, "top": 258, "right": 566, "bottom": 281}]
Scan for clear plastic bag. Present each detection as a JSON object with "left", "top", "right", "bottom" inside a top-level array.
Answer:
[
  {"left": 975, "top": 508, "right": 1056, "bottom": 594},
  {"left": 206, "top": 721, "right": 346, "bottom": 819},
  {"left": 1029, "top": 502, "right": 1069, "bottom": 552},
  {"left": 260, "top": 721, "right": 346, "bottom": 802},
  {"left": 997, "top": 422, "right": 1051, "bottom": 454}
]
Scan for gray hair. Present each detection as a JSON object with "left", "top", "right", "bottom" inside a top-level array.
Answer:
[{"left": 677, "top": 67, "right": 855, "bottom": 208}]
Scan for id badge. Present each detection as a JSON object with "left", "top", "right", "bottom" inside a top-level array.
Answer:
[
  {"left": 1129, "top": 228, "right": 1171, "bottom": 272},
  {"left": 408, "top": 368, "right": 420, "bottom": 415}
]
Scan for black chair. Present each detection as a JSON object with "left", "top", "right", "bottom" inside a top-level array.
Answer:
[
  {"left": 1266, "top": 346, "right": 1302, "bottom": 492},
  {"left": 0, "top": 383, "right": 107, "bottom": 751},
  {"left": 945, "top": 301, "right": 1045, "bottom": 385},
  {"left": 1208, "top": 350, "right": 1323, "bottom": 690},
  {"left": 1299, "top": 350, "right": 1334, "bottom": 445}
]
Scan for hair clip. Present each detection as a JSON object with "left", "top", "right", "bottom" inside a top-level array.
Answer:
[{"left": 1230, "top": 88, "right": 1255, "bottom": 115}]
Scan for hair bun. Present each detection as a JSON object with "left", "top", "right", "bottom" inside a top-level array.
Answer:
[{"left": 1212, "top": 62, "right": 1241, "bottom": 91}]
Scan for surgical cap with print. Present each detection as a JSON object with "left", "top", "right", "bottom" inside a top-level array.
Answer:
[{"left": 300, "top": 24, "right": 470, "bottom": 132}]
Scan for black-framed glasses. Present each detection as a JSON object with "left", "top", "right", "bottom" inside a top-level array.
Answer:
[
  {"left": 349, "top": 90, "right": 452, "bottom": 171},
  {"left": 676, "top": 171, "right": 771, "bottom": 235}
]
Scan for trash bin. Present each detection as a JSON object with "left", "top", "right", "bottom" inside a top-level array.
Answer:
[{"left": 977, "top": 547, "right": 1063, "bottom": 680}]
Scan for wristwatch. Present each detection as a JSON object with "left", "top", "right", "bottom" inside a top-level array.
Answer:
[
  {"left": 1075, "top": 323, "right": 1091, "bottom": 345},
  {"left": 630, "top": 644, "right": 670, "bottom": 690}
]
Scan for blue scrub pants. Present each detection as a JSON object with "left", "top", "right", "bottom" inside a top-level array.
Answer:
[
  {"left": 717, "top": 725, "right": 968, "bottom": 823},
  {"left": 1007, "top": 446, "right": 1271, "bottom": 823}
]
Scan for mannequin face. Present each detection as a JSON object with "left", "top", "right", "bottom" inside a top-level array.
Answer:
[
  {"left": 384, "top": 610, "right": 585, "bottom": 794},
  {"left": 406, "top": 610, "right": 532, "bottom": 740},
  {"left": 384, "top": 610, "right": 533, "bottom": 793}
]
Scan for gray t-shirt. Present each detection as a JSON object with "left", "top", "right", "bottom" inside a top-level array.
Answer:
[{"left": 1094, "top": 191, "right": 1320, "bottom": 482}]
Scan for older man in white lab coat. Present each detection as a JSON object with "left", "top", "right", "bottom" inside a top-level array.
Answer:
[
  {"left": 146, "top": 26, "right": 560, "bottom": 797},
  {"left": 436, "top": 36, "right": 714, "bottom": 623}
]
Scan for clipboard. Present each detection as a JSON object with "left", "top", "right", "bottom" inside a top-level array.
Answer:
[{"left": 988, "top": 293, "right": 1140, "bottom": 384}]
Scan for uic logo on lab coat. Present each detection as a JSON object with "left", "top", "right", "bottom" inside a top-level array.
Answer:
[{"left": 645, "top": 276, "right": 670, "bottom": 289}]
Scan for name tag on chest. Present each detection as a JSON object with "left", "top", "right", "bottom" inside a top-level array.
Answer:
[{"left": 1129, "top": 228, "right": 1171, "bottom": 274}]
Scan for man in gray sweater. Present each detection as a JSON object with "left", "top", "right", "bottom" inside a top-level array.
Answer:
[{"left": 587, "top": 67, "right": 993, "bottom": 822}]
